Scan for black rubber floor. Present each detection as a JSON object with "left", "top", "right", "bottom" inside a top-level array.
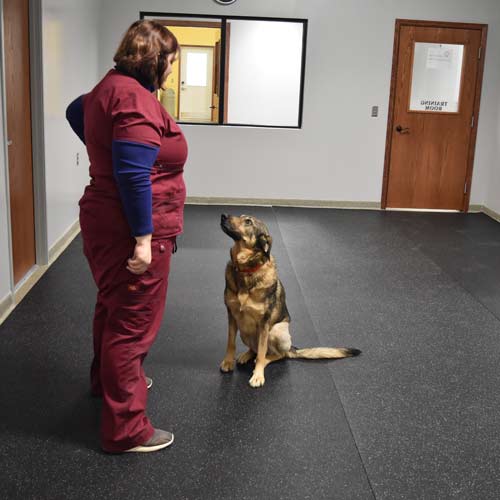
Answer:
[{"left": 0, "top": 206, "right": 498, "bottom": 500}]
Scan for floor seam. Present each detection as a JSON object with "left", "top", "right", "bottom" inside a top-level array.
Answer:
[
  {"left": 396, "top": 224, "right": 500, "bottom": 325},
  {"left": 272, "top": 206, "right": 378, "bottom": 500},
  {"left": 423, "top": 257, "right": 500, "bottom": 324}
]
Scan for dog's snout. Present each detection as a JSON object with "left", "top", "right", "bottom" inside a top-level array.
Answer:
[
  {"left": 221, "top": 214, "right": 232, "bottom": 226},
  {"left": 220, "top": 214, "right": 241, "bottom": 240}
]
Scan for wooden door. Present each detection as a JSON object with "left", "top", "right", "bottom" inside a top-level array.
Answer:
[
  {"left": 383, "top": 21, "right": 487, "bottom": 210},
  {"left": 3, "top": 0, "right": 36, "bottom": 284}
]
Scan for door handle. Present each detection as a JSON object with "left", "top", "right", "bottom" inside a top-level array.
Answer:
[
  {"left": 7, "top": 139, "right": 12, "bottom": 146},
  {"left": 395, "top": 125, "right": 410, "bottom": 134},
  {"left": 209, "top": 105, "right": 217, "bottom": 109}
]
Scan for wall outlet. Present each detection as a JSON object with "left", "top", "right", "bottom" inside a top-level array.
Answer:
[
  {"left": 371, "top": 106, "right": 379, "bottom": 117},
  {"left": 76, "top": 152, "right": 80, "bottom": 166}
]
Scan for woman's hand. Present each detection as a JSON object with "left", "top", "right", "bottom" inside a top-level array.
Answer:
[{"left": 127, "top": 234, "right": 152, "bottom": 275}]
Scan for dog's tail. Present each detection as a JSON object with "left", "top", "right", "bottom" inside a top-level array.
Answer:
[{"left": 285, "top": 345, "right": 361, "bottom": 360}]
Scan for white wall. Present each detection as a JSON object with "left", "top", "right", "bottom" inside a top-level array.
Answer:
[
  {"left": 486, "top": 142, "right": 500, "bottom": 215},
  {"left": 479, "top": 13, "right": 500, "bottom": 216},
  {"left": 484, "top": 94, "right": 500, "bottom": 214},
  {"left": 43, "top": 0, "right": 100, "bottom": 248},
  {"left": 98, "top": 0, "right": 500, "bottom": 205}
]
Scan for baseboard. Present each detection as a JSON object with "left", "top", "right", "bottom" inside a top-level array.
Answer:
[
  {"left": 13, "top": 265, "right": 48, "bottom": 307},
  {"left": 468, "top": 204, "right": 483, "bottom": 213},
  {"left": 187, "top": 198, "right": 500, "bottom": 221},
  {"left": 0, "top": 293, "right": 14, "bottom": 325},
  {"left": 482, "top": 205, "right": 500, "bottom": 223},
  {"left": 0, "top": 219, "right": 81, "bottom": 326},
  {"left": 186, "top": 197, "right": 381, "bottom": 210}
]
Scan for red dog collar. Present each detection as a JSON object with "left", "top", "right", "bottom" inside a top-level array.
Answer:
[{"left": 237, "top": 262, "right": 265, "bottom": 274}]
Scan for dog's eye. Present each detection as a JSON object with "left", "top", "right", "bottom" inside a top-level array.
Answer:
[{"left": 244, "top": 219, "right": 253, "bottom": 226}]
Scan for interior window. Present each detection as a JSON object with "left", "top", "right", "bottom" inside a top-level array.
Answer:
[{"left": 143, "top": 13, "right": 308, "bottom": 128}]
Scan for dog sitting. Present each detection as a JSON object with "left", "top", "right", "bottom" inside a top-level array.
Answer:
[{"left": 220, "top": 213, "right": 360, "bottom": 388}]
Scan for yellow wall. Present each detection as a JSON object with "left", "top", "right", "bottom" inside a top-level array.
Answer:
[{"left": 158, "top": 26, "right": 221, "bottom": 118}]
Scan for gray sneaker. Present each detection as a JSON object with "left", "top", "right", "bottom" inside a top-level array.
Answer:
[{"left": 125, "top": 429, "right": 174, "bottom": 453}]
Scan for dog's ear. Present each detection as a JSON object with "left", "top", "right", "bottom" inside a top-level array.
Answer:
[{"left": 257, "top": 233, "right": 272, "bottom": 257}]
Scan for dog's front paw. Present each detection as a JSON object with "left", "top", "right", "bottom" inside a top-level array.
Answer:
[
  {"left": 249, "top": 371, "right": 265, "bottom": 388},
  {"left": 219, "top": 358, "right": 235, "bottom": 373}
]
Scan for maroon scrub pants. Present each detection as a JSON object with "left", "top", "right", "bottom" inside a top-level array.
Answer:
[{"left": 80, "top": 209, "right": 175, "bottom": 452}]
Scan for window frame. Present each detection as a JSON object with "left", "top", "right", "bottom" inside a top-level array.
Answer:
[{"left": 140, "top": 11, "right": 309, "bottom": 129}]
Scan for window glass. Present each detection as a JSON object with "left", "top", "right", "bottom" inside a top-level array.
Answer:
[
  {"left": 225, "top": 19, "right": 304, "bottom": 127},
  {"left": 409, "top": 43, "right": 464, "bottom": 113},
  {"left": 186, "top": 52, "right": 208, "bottom": 86}
]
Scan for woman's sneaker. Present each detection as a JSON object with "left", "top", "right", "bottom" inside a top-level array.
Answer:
[{"left": 125, "top": 429, "right": 174, "bottom": 453}]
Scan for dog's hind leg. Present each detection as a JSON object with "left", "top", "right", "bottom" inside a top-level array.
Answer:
[
  {"left": 268, "top": 322, "right": 292, "bottom": 355},
  {"left": 236, "top": 350, "right": 255, "bottom": 365},
  {"left": 264, "top": 353, "right": 285, "bottom": 365}
]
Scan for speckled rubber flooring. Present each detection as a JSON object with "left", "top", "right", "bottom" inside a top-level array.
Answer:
[{"left": 1, "top": 205, "right": 499, "bottom": 500}]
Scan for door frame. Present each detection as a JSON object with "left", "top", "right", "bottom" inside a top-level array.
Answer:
[
  {"left": 381, "top": 19, "right": 488, "bottom": 212},
  {"left": 28, "top": 0, "right": 47, "bottom": 267},
  {"left": 0, "top": 0, "right": 47, "bottom": 298},
  {"left": 178, "top": 44, "right": 216, "bottom": 122}
]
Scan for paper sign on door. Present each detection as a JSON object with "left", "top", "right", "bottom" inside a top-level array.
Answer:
[{"left": 426, "top": 46, "right": 453, "bottom": 69}]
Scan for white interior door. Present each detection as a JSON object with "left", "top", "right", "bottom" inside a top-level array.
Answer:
[{"left": 179, "top": 46, "right": 214, "bottom": 121}]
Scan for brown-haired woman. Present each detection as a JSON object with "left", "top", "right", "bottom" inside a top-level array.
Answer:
[{"left": 66, "top": 20, "right": 187, "bottom": 453}]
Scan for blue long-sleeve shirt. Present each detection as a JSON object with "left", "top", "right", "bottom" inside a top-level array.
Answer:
[
  {"left": 66, "top": 96, "right": 85, "bottom": 144},
  {"left": 111, "top": 140, "right": 158, "bottom": 236}
]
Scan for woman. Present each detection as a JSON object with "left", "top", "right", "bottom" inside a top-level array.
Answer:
[{"left": 66, "top": 20, "right": 187, "bottom": 453}]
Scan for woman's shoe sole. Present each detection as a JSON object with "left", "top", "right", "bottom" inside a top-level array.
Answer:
[{"left": 124, "top": 434, "right": 174, "bottom": 453}]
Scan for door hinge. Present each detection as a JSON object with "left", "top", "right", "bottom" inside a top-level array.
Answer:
[
  {"left": 464, "top": 182, "right": 468, "bottom": 195},
  {"left": 478, "top": 46, "right": 482, "bottom": 60},
  {"left": 471, "top": 115, "right": 475, "bottom": 128}
]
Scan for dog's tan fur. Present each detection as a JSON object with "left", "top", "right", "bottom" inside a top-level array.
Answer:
[{"left": 220, "top": 214, "right": 360, "bottom": 388}]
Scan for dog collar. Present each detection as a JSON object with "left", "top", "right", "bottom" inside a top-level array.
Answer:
[{"left": 237, "top": 262, "right": 265, "bottom": 274}]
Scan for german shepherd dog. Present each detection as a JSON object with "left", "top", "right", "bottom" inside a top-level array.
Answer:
[{"left": 220, "top": 214, "right": 361, "bottom": 388}]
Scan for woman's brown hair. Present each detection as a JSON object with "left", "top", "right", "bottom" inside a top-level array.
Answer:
[{"left": 113, "top": 20, "right": 179, "bottom": 89}]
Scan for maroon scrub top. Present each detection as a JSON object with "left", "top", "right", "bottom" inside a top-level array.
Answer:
[{"left": 79, "top": 69, "right": 188, "bottom": 239}]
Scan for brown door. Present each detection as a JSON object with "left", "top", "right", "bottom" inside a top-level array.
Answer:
[
  {"left": 383, "top": 21, "right": 487, "bottom": 210},
  {"left": 3, "top": 0, "right": 36, "bottom": 284}
]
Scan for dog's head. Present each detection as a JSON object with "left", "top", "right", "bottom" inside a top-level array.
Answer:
[{"left": 220, "top": 214, "right": 273, "bottom": 258}]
